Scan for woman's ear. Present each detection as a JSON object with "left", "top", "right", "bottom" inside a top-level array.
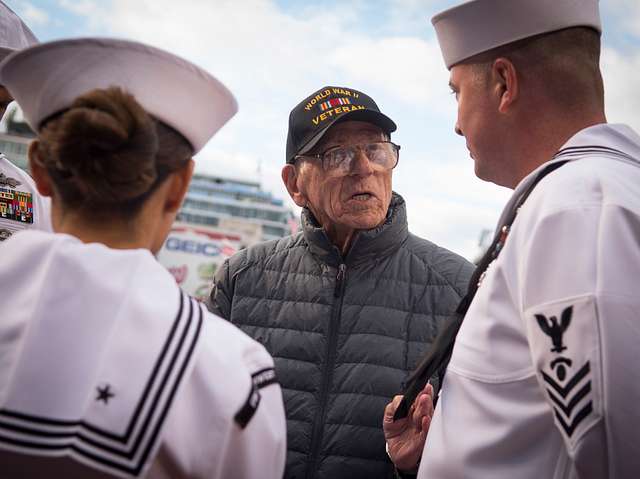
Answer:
[
  {"left": 282, "top": 164, "right": 307, "bottom": 207},
  {"left": 28, "top": 141, "right": 53, "bottom": 197}
]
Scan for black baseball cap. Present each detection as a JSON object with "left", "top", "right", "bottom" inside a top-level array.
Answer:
[{"left": 285, "top": 85, "right": 397, "bottom": 164}]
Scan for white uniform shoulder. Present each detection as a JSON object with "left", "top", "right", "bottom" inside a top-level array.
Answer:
[
  {"left": 195, "top": 310, "right": 280, "bottom": 422},
  {"left": 0, "top": 232, "right": 285, "bottom": 478},
  {"left": 519, "top": 124, "right": 640, "bottom": 219},
  {"left": 154, "top": 309, "right": 286, "bottom": 479},
  {"left": 539, "top": 156, "right": 638, "bottom": 203}
]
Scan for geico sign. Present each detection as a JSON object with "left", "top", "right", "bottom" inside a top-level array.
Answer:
[{"left": 165, "top": 237, "right": 221, "bottom": 256}]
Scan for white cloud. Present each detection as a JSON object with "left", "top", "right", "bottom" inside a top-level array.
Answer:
[
  {"left": 14, "top": 1, "right": 49, "bottom": 26},
  {"left": 328, "top": 36, "right": 450, "bottom": 111},
  {"left": 385, "top": 0, "right": 439, "bottom": 35},
  {"left": 604, "top": 0, "right": 640, "bottom": 37},
  {"left": 601, "top": 47, "right": 640, "bottom": 131},
  {"left": 195, "top": 149, "right": 260, "bottom": 184},
  {"left": 395, "top": 143, "right": 512, "bottom": 258},
  {"left": 57, "top": 0, "right": 101, "bottom": 17}
]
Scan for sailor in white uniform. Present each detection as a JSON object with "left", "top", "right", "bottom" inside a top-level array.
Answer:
[
  {"left": 0, "top": 38, "right": 286, "bottom": 478},
  {"left": 0, "top": 0, "right": 51, "bottom": 239},
  {"left": 385, "top": 1, "right": 640, "bottom": 478}
]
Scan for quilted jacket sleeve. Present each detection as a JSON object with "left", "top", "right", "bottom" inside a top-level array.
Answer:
[{"left": 207, "top": 258, "right": 232, "bottom": 320}]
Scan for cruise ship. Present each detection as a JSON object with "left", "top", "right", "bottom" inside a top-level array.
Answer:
[{"left": 179, "top": 173, "right": 296, "bottom": 242}]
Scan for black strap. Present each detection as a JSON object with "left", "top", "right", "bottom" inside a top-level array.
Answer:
[{"left": 393, "top": 159, "right": 569, "bottom": 421}]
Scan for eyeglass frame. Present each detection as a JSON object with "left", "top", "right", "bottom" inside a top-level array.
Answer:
[{"left": 293, "top": 140, "right": 401, "bottom": 174}]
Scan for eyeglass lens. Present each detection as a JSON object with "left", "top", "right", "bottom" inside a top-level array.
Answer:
[{"left": 324, "top": 142, "right": 398, "bottom": 173}]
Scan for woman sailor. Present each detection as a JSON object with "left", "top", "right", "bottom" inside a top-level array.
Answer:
[{"left": 0, "top": 37, "right": 285, "bottom": 479}]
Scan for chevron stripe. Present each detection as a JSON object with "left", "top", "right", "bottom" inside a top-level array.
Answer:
[
  {"left": 553, "top": 402, "right": 593, "bottom": 437},
  {"left": 546, "top": 381, "right": 591, "bottom": 419},
  {"left": 541, "top": 362, "right": 590, "bottom": 399}
]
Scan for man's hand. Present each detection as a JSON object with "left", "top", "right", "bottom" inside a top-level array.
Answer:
[{"left": 383, "top": 383, "right": 434, "bottom": 472}]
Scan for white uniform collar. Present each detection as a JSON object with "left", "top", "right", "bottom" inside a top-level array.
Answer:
[
  {"left": 0, "top": 231, "right": 202, "bottom": 478},
  {"left": 495, "top": 123, "right": 640, "bottom": 235}
]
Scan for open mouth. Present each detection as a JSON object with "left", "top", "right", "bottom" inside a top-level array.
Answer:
[{"left": 350, "top": 192, "right": 375, "bottom": 201}]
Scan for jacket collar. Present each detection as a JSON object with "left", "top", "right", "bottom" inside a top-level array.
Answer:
[{"left": 301, "top": 192, "right": 409, "bottom": 268}]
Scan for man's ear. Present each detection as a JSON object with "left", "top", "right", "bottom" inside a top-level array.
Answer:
[
  {"left": 28, "top": 141, "right": 53, "bottom": 197},
  {"left": 492, "top": 57, "right": 519, "bottom": 114},
  {"left": 282, "top": 164, "right": 307, "bottom": 207},
  {"left": 164, "top": 159, "right": 194, "bottom": 214}
]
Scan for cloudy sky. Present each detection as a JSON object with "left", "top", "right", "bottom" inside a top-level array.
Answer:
[{"left": 7, "top": 0, "right": 640, "bottom": 259}]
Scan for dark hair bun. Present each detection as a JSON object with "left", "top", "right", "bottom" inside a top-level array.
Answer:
[{"left": 41, "top": 87, "right": 159, "bottom": 204}]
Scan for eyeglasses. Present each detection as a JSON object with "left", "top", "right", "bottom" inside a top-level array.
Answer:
[{"left": 295, "top": 141, "right": 400, "bottom": 175}]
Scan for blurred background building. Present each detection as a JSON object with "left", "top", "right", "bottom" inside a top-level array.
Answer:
[
  {"left": 179, "top": 173, "right": 297, "bottom": 242},
  {"left": 0, "top": 106, "right": 33, "bottom": 172},
  {"left": 160, "top": 174, "right": 297, "bottom": 301}
]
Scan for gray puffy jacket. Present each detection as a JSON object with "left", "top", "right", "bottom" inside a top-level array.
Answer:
[{"left": 208, "top": 193, "right": 473, "bottom": 479}]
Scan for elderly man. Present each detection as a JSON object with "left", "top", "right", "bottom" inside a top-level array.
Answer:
[
  {"left": 385, "top": 1, "right": 640, "bottom": 477},
  {"left": 208, "top": 85, "right": 473, "bottom": 479},
  {"left": 0, "top": 1, "right": 51, "bottom": 240}
]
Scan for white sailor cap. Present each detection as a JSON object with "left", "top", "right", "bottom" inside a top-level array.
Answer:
[
  {"left": 0, "top": 37, "right": 237, "bottom": 154},
  {"left": 0, "top": 0, "right": 38, "bottom": 61},
  {"left": 431, "top": 0, "right": 602, "bottom": 69}
]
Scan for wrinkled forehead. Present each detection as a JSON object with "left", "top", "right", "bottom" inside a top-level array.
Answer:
[{"left": 316, "top": 120, "right": 388, "bottom": 150}]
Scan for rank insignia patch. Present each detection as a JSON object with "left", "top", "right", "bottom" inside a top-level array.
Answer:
[
  {"left": 0, "top": 186, "right": 34, "bottom": 224},
  {"left": 535, "top": 306, "right": 572, "bottom": 353},
  {"left": 525, "top": 295, "right": 602, "bottom": 447},
  {"left": 542, "top": 360, "right": 592, "bottom": 437},
  {"left": 234, "top": 367, "right": 278, "bottom": 429}
]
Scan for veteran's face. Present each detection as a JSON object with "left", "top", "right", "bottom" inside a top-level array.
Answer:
[{"left": 296, "top": 120, "right": 393, "bottom": 233}]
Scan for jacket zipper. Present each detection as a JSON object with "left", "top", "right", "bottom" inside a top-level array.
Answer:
[
  {"left": 333, "top": 263, "right": 346, "bottom": 297},
  {"left": 306, "top": 262, "right": 347, "bottom": 478}
]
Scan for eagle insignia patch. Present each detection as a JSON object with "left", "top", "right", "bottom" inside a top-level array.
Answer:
[{"left": 526, "top": 296, "right": 602, "bottom": 448}]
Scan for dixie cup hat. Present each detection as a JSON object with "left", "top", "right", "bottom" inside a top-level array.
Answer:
[
  {"left": 0, "top": 37, "right": 237, "bottom": 155},
  {"left": 431, "top": 0, "right": 602, "bottom": 69},
  {"left": 286, "top": 85, "right": 397, "bottom": 164}
]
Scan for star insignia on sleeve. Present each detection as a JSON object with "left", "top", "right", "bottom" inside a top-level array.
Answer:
[{"left": 96, "top": 384, "right": 115, "bottom": 404}]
